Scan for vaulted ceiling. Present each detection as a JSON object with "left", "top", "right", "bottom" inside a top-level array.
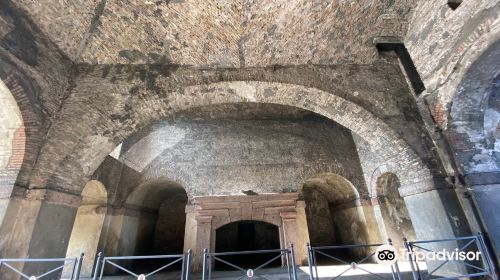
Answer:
[{"left": 13, "top": 0, "right": 415, "bottom": 66}]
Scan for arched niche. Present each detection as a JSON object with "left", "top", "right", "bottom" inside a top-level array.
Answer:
[
  {"left": 64, "top": 180, "right": 107, "bottom": 277},
  {"left": 301, "top": 173, "right": 360, "bottom": 246},
  {"left": 300, "top": 173, "right": 380, "bottom": 259},
  {"left": 119, "top": 179, "right": 188, "bottom": 257},
  {"left": 374, "top": 173, "right": 416, "bottom": 251}
]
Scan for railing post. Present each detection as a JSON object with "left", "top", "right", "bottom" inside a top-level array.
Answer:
[
  {"left": 478, "top": 232, "right": 498, "bottom": 280},
  {"left": 388, "top": 239, "right": 402, "bottom": 280},
  {"left": 307, "top": 243, "right": 314, "bottom": 280},
  {"left": 404, "top": 238, "right": 420, "bottom": 280},
  {"left": 181, "top": 252, "right": 186, "bottom": 280},
  {"left": 73, "top": 253, "right": 84, "bottom": 280},
  {"left": 92, "top": 252, "right": 102, "bottom": 280},
  {"left": 290, "top": 244, "right": 298, "bottom": 280},
  {"left": 201, "top": 248, "right": 208, "bottom": 280},
  {"left": 185, "top": 249, "right": 192, "bottom": 280}
]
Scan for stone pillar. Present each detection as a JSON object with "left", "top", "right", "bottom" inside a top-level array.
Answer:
[
  {"left": 280, "top": 211, "right": 309, "bottom": 265},
  {"left": 0, "top": 188, "right": 78, "bottom": 280},
  {"left": 294, "top": 201, "right": 311, "bottom": 265},
  {"left": 192, "top": 215, "right": 212, "bottom": 271},
  {"left": 183, "top": 205, "right": 197, "bottom": 253}
]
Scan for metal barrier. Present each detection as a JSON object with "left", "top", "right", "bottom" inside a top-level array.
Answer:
[
  {"left": 201, "top": 244, "right": 298, "bottom": 280},
  {"left": 0, "top": 253, "right": 84, "bottom": 280},
  {"left": 93, "top": 250, "right": 192, "bottom": 280},
  {"left": 307, "top": 240, "right": 402, "bottom": 280},
  {"left": 404, "top": 233, "right": 498, "bottom": 280}
]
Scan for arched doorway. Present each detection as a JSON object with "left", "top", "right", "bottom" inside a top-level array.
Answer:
[
  {"left": 375, "top": 173, "right": 416, "bottom": 251},
  {"left": 114, "top": 179, "right": 188, "bottom": 273},
  {"left": 215, "top": 220, "right": 281, "bottom": 269},
  {"left": 301, "top": 173, "right": 379, "bottom": 262},
  {"left": 64, "top": 180, "right": 107, "bottom": 277}
]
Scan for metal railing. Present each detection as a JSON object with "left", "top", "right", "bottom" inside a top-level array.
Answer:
[
  {"left": 93, "top": 250, "right": 192, "bottom": 280},
  {"left": 0, "top": 253, "right": 84, "bottom": 280},
  {"left": 307, "top": 240, "right": 402, "bottom": 280},
  {"left": 201, "top": 244, "right": 298, "bottom": 280},
  {"left": 404, "top": 233, "right": 498, "bottom": 280}
]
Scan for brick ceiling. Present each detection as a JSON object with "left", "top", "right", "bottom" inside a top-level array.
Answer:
[{"left": 13, "top": 0, "right": 415, "bottom": 66}]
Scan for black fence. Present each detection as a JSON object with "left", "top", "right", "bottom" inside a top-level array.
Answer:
[
  {"left": 307, "top": 240, "right": 402, "bottom": 280},
  {"left": 93, "top": 250, "right": 192, "bottom": 280},
  {"left": 202, "top": 245, "right": 298, "bottom": 280},
  {"left": 404, "top": 234, "right": 497, "bottom": 280},
  {"left": 0, "top": 253, "right": 84, "bottom": 280}
]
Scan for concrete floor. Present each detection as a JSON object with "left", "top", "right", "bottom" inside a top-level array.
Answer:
[{"left": 80, "top": 262, "right": 425, "bottom": 280}]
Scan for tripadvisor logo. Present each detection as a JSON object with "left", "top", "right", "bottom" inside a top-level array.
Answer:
[
  {"left": 374, "top": 244, "right": 482, "bottom": 265},
  {"left": 376, "top": 244, "right": 398, "bottom": 266}
]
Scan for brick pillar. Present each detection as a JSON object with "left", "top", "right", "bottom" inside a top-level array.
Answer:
[{"left": 0, "top": 188, "right": 79, "bottom": 280}]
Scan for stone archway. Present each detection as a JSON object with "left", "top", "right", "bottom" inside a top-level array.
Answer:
[
  {"left": 31, "top": 81, "right": 433, "bottom": 197},
  {"left": 63, "top": 180, "right": 107, "bottom": 278},
  {"left": 119, "top": 179, "right": 188, "bottom": 257},
  {"left": 185, "top": 193, "right": 310, "bottom": 270},
  {"left": 301, "top": 173, "right": 380, "bottom": 260}
]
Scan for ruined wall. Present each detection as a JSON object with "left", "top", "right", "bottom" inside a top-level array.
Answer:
[{"left": 118, "top": 117, "right": 366, "bottom": 197}]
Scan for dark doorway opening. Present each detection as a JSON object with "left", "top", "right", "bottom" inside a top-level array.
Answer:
[{"left": 215, "top": 221, "right": 281, "bottom": 269}]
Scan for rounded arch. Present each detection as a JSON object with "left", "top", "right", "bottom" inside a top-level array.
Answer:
[
  {"left": 81, "top": 180, "right": 107, "bottom": 205},
  {"left": 119, "top": 178, "right": 189, "bottom": 257},
  {"left": 125, "top": 178, "right": 188, "bottom": 209},
  {"left": 300, "top": 172, "right": 375, "bottom": 249},
  {"left": 448, "top": 39, "right": 500, "bottom": 177},
  {"left": 32, "top": 81, "right": 433, "bottom": 199},
  {"left": 64, "top": 180, "right": 108, "bottom": 277},
  {"left": 300, "top": 172, "right": 361, "bottom": 205},
  {"left": 375, "top": 172, "right": 401, "bottom": 199},
  {"left": 0, "top": 79, "right": 23, "bottom": 197},
  {"left": 0, "top": 59, "right": 45, "bottom": 191}
]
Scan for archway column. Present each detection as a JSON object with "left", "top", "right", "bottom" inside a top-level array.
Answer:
[
  {"left": 280, "top": 201, "right": 310, "bottom": 265},
  {"left": 0, "top": 188, "right": 79, "bottom": 279}
]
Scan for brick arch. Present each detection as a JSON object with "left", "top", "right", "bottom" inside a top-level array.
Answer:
[
  {"left": 447, "top": 39, "right": 500, "bottom": 179},
  {"left": 33, "top": 81, "right": 433, "bottom": 197},
  {"left": 0, "top": 60, "right": 45, "bottom": 193},
  {"left": 369, "top": 163, "right": 404, "bottom": 198}
]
